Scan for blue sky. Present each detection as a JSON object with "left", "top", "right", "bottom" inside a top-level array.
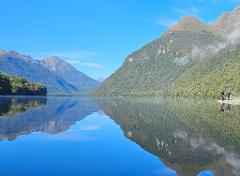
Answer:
[{"left": 0, "top": 0, "right": 239, "bottom": 80}]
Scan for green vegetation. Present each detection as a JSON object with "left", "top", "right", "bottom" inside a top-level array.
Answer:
[
  {"left": 95, "top": 9, "right": 240, "bottom": 98},
  {"left": 168, "top": 45, "right": 240, "bottom": 97},
  {"left": 94, "top": 30, "right": 226, "bottom": 97},
  {"left": 95, "top": 30, "right": 240, "bottom": 97},
  {"left": 0, "top": 72, "right": 47, "bottom": 95}
]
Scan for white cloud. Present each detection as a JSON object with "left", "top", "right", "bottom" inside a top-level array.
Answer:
[
  {"left": 79, "top": 125, "right": 100, "bottom": 131},
  {"left": 155, "top": 6, "right": 201, "bottom": 27},
  {"left": 98, "top": 76, "right": 109, "bottom": 82},
  {"left": 47, "top": 50, "right": 98, "bottom": 59},
  {"left": 67, "top": 60, "right": 82, "bottom": 65},
  {"left": 173, "top": 56, "right": 189, "bottom": 65},
  {"left": 27, "top": 50, "right": 104, "bottom": 69},
  {"left": 27, "top": 50, "right": 99, "bottom": 60},
  {"left": 155, "top": 17, "right": 177, "bottom": 27},
  {"left": 198, "top": 0, "right": 240, "bottom": 4},
  {"left": 68, "top": 60, "right": 103, "bottom": 68},
  {"left": 80, "top": 62, "right": 103, "bottom": 68},
  {"left": 172, "top": 6, "right": 201, "bottom": 16}
]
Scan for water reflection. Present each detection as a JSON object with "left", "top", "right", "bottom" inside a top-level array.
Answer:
[
  {"left": 0, "top": 96, "right": 46, "bottom": 117},
  {"left": 197, "top": 171, "right": 215, "bottom": 176},
  {"left": 96, "top": 97, "right": 240, "bottom": 176},
  {"left": 0, "top": 97, "right": 165, "bottom": 176},
  {"left": 0, "top": 96, "right": 240, "bottom": 176},
  {"left": 220, "top": 103, "right": 231, "bottom": 112},
  {"left": 0, "top": 96, "right": 99, "bottom": 141}
]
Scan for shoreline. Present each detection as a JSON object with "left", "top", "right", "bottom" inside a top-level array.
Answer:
[{"left": 218, "top": 97, "right": 240, "bottom": 105}]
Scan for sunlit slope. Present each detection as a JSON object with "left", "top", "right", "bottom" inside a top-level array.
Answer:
[{"left": 95, "top": 30, "right": 220, "bottom": 96}]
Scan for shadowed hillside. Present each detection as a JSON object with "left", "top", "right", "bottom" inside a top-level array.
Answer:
[{"left": 0, "top": 50, "right": 100, "bottom": 95}]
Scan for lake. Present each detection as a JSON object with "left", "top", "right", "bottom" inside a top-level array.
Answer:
[{"left": 0, "top": 96, "right": 239, "bottom": 176}]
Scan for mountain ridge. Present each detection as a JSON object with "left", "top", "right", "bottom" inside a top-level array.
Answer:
[
  {"left": 0, "top": 50, "right": 100, "bottom": 95},
  {"left": 167, "top": 16, "right": 208, "bottom": 33},
  {"left": 95, "top": 6, "right": 240, "bottom": 97},
  {"left": 42, "top": 56, "right": 100, "bottom": 93}
]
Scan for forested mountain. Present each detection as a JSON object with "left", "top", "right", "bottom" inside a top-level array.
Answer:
[
  {"left": 95, "top": 7, "right": 240, "bottom": 97},
  {"left": 0, "top": 72, "right": 47, "bottom": 96},
  {"left": 0, "top": 50, "right": 100, "bottom": 95}
]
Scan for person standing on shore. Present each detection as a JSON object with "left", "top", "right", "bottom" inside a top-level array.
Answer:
[
  {"left": 220, "top": 90, "right": 225, "bottom": 101},
  {"left": 226, "top": 88, "right": 231, "bottom": 100}
]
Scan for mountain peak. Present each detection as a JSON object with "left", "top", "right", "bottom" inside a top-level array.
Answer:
[
  {"left": 45, "top": 56, "right": 61, "bottom": 60},
  {"left": 0, "top": 49, "right": 99, "bottom": 94},
  {"left": 0, "top": 49, "right": 6, "bottom": 56},
  {"left": 5, "top": 50, "right": 33, "bottom": 62},
  {"left": 43, "top": 56, "right": 64, "bottom": 63},
  {"left": 43, "top": 56, "right": 75, "bottom": 72},
  {"left": 233, "top": 6, "right": 240, "bottom": 14},
  {"left": 181, "top": 16, "right": 202, "bottom": 23},
  {"left": 210, "top": 6, "right": 240, "bottom": 38},
  {"left": 167, "top": 16, "right": 208, "bottom": 33}
]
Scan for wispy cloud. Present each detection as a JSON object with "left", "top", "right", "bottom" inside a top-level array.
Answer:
[
  {"left": 27, "top": 50, "right": 104, "bottom": 69},
  {"left": 197, "top": 0, "right": 240, "bottom": 4},
  {"left": 79, "top": 125, "right": 100, "bottom": 131},
  {"left": 68, "top": 60, "right": 103, "bottom": 68},
  {"left": 172, "top": 6, "right": 201, "bottom": 16},
  {"left": 155, "top": 17, "right": 177, "bottom": 27},
  {"left": 47, "top": 50, "right": 98, "bottom": 59},
  {"left": 98, "top": 76, "right": 109, "bottom": 82},
  {"left": 155, "top": 6, "right": 201, "bottom": 27},
  {"left": 80, "top": 62, "right": 103, "bottom": 68},
  {"left": 67, "top": 60, "right": 82, "bottom": 65},
  {"left": 43, "top": 133, "right": 96, "bottom": 141},
  {"left": 230, "top": 0, "right": 240, "bottom": 3},
  {"left": 27, "top": 50, "right": 99, "bottom": 60}
]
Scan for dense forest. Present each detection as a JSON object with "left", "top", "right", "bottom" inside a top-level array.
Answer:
[{"left": 0, "top": 72, "right": 47, "bottom": 96}]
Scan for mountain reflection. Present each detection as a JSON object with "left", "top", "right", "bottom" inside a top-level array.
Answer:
[
  {"left": 96, "top": 97, "right": 240, "bottom": 176},
  {"left": 0, "top": 96, "right": 99, "bottom": 141}
]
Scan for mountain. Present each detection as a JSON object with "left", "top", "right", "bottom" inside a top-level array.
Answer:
[
  {"left": 95, "top": 7, "right": 240, "bottom": 97},
  {"left": 0, "top": 50, "right": 100, "bottom": 95},
  {"left": 0, "top": 72, "right": 47, "bottom": 96},
  {"left": 42, "top": 56, "right": 100, "bottom": 93},
  {"left": 167, "top": 16, "right": 208, "bottom": 33},
  {"left": 210, "top": 7, "right": 240, "bottom": 38}
]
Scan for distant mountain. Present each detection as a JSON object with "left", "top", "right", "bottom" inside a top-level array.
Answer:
[
  {"left": 42, "top": 56, "right": 100, "bottom": 94},
  {"left": 95, "top": 7, "right": 240, "bottom": 97},
  {"left": 0, "top": 50, "right": 100, "bottom": 95}
]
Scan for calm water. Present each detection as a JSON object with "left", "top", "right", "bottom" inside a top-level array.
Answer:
[{"left": 0, "top": 96, "right": 239, "bottom": 176}]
